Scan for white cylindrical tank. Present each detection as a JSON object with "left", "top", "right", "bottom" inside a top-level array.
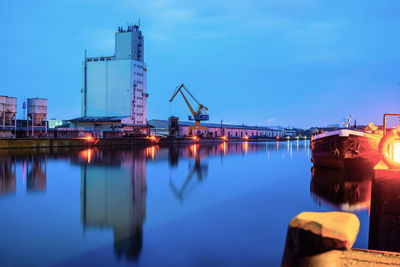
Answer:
[
  {"left": 4, "top": 97, "right": 17, "bottom": 125},
  {"left": 27, "top": 98, "right": 47, "bottom": 126},
  {"left": 0, "top": 96, "right": 6, "bottom": 124}
]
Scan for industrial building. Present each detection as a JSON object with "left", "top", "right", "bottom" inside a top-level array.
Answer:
[
  {"left": 148, "top": 119, "right": 285, "bottom": 138},
  {"left": 81, "top": 24, "right": 148, "bottom": 127}
]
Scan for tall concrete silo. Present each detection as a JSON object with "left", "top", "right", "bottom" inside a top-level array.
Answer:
[
  {"left": 27, "top": 98, "right": 47, "bottom": 137},
  {"left": 0, "top": 96, "right": 17, "bottom": 133}
]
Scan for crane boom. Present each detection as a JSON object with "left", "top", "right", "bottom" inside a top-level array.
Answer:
[{"left": 169, "top": 83, "right": 209, "bottom": 136}]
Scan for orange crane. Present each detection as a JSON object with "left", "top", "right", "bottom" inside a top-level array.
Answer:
[{"left": 169, "top": 83, "right": 209, "bottom": 136}]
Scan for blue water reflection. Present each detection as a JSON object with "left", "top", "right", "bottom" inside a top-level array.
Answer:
[{"left": 0, "top": 141, "right": 370, "bottom": 266}]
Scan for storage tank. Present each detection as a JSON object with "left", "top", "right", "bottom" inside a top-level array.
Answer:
[
  {"left": 4, "top": 97, "right": 17, "bottom": 125},
  {"left": 0, "top": 96, "right": 6, "bottom": 124},
  {"left": 27, "top": 98, "right": 47, "bottom": 126}
]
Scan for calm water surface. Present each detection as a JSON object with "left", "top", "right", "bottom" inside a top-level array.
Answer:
[{"left": 0, "top": 141, "right": 371, "bottom": 266}]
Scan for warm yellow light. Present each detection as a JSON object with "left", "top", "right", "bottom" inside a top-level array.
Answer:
[
  {"left": 394, "top": 142, "right": 400, "bottom": 163},
  {"left": 379, "top": 127, "right": 400, "bottom": 168}
]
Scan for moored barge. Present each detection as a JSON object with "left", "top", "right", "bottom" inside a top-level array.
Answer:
[{"left": 311, "top": 129, "right": 381, "bottom": 169}]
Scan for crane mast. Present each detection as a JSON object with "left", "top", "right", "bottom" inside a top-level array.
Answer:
[{"left": 169, "top": 83, "right": 209, "bottom": 136}]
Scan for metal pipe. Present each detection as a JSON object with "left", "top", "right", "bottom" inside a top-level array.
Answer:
[
  {"left": 383, "top": 113, "right": 400, "bottom": 135},
  {"left": 32, "top": 113, "right": 34, "bottom": 137}
]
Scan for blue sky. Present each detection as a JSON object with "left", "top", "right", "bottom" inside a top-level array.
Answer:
[{"left": 1, "top": 0, "right": 400, "bottom": 128}]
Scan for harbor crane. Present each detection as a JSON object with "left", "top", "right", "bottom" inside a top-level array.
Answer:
[{"left": 169, "top": 83, "right": 209, "bottom": 136}]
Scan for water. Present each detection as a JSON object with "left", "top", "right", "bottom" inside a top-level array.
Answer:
[{"left": 0, "top": 141, "right": 371, "bottom": 266}]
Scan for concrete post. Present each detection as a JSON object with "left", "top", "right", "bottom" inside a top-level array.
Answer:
[{"left": 45, "top": 116, "right": 47, "bottom": 134}]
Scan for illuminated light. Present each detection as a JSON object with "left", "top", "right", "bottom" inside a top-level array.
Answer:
[
  {"left": 243, "top": 141, "right": 248, "bottom": 154},
  {"left": 378, "top": 127, "right": 400, "bottom": 168},
  {"left": 220, "top": 142, "right": 227, "bottom": 155},
  {"left": 189, "top": 144, "right": 198, "bottom": 157},
  {"left": 244, "top": 135, "right": 249, "bottom": 140},
  {"left": 192, "top": 136, "right": 198, "bottom": 141},
  {"left": 88, "top": 149, "right": 92, "bottom": 164},
  {"left": 80, "top": 148, "right": 96, "bottom": 164},
  {"left": 222, "top": 136, "right": 228, "bottom": 141},
  {"left": 151, "top": 146, "right": 155, "bottom": 160},
  {"left": 276, "top": 136, "right": 280, "bottom": 140},
  {"left": 78, "top": 134, "right": 99, "bottom": 144}
]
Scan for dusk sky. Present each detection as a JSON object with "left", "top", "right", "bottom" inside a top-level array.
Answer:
[{"left": 1, "top": 0, "right": 400, "bottom": 128}]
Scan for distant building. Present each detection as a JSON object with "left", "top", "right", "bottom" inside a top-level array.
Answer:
[
  {"left": 283, "top": 129, "right": 296, "bottom": 137},
  {"left": 48, "top": 119, "right": 64, "bottom": 129},
  {"left": 81, "top": 24, "right": 148, "bottom": 125}
]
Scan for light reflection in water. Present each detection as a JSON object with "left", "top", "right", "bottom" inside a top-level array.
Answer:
[
  {"left": 0, "top": 141, "right": 314, "bottom": 265},
  {"left": 243, "top": 141, "right": 248, "bottom": 154}
]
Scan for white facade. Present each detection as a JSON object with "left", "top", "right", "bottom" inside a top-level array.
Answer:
[{"left": 82, "top": 24, "right": 148, "bottom": 125}]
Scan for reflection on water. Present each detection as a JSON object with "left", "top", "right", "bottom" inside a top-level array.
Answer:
[
  {"left": 0, "top": 141, "right": 318, "bottom": 266},
  {"left": 170, "top": 144, "right": 209, "bottom": 202},
  {"left": 310, "top": 167, "right": 372, "bottom": 212},
  {"left": 26, "top": 156, "right": 47, "bottom": 192},
  {"left": 80, "top": 149, "right": 147, "bottom": 261},
  {"left": 0, "top": 157, "right": 16, "bottom": 196}
]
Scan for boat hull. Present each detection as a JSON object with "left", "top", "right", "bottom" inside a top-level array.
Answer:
[{"left": 311, "top": 129, "right": 381, "bottom": 169}]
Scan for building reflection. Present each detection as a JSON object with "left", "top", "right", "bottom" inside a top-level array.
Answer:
[
  {"left": 310, "top": 167, "right": 372, "bottom": 212},
  {"left": 0, "top": 157, "right": 16, "bottom": 196},
  {"left": 26, "top": 156, "right": 47, "bottom": 192},
  {"left": 80, "top": 149, "right": 146, "bottom": 261},
  {"left": 369, "top": 169, "right": 400, "bottom": 252}
]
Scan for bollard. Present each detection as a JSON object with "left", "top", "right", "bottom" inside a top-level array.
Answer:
[{"left": 282, "top": 211, "right": 360, "bottom": 267}]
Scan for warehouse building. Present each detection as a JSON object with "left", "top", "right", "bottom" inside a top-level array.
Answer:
[{"left": 148, "top": 119, "right": 284, "bottom": 138}]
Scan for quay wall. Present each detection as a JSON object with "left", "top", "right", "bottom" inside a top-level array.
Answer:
[
  {"left": 0, "top": 138, "right": 153, "bottom": 149},
  {"left": 0, "top": 136, "right": 307, "bottom": 149}
]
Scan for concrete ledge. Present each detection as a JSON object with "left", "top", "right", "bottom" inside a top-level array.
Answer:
[
  {"left": 0, "top": 138, "right": 154, "bottom": 149},
  {"left": 298, "top": 249, "right": 400, "bottom": 266}
]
